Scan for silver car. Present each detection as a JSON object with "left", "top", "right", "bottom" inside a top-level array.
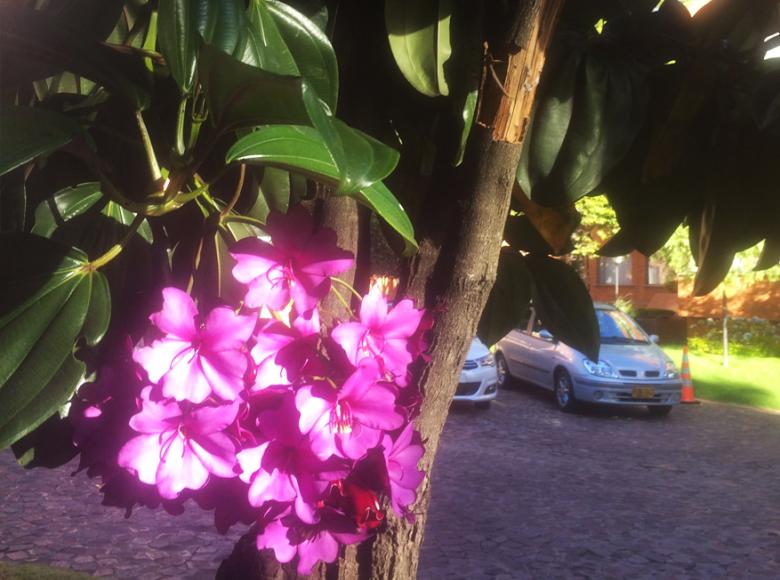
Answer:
[
  {"left": 454, "top": 338, "right": 498, "bottom": 409},
  {"left": 495, "top": 303, "right": 682, "bottom": 415}
]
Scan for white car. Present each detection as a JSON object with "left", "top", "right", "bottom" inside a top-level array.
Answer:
[
  {"left": 495, "top": 303, "right": 682, "bottom": 415},
  {"left": 454, "top": 338, "right": 498, "bottom": 408}
]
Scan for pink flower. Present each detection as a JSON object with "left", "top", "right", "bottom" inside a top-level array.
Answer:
[
  {"left": 230, "top": 206, "right": 354, "bottom": 313},
  {"left": 237, "top": 395, "right": 348, "bottom": 523},
  {"left": 250, "top": 311, "right": 321, "bottom": 391},
  {"left": 133, "top": 288, "right": 256, "bottom": 403},
  {"left": 256, "top": 510, "right": 366, "bottom": 575},
  {"left": 117, "top": 387, "right": 240, "bottom": 499},
  {"left": 331, "top": 287, "right": 424, "bottom": 385},
  {"left": 296, "top": 360, "right": 404, "bottom": 460},
  {"left": 382, "top": 423, "right": 425, "bottom": 520}
]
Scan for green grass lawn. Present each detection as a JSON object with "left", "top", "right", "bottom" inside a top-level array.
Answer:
[{"left": 664, "top": 346, "right": 780, "bottom": 411}]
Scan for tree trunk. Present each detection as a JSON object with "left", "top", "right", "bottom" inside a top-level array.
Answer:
[{"left": 217, "top": 0, "right": 563, "bottom": 577}]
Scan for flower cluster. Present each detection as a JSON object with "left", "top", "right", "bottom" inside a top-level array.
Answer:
[{"left": 85, "top": 206, "right": 427, "bottom": 574}]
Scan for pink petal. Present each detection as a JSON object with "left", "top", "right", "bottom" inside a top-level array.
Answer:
[
  {"left": 230, "top": 242, "right": 279, "bottom": 284},
  {"left": 237, "top": 443, "right": 269, "bottom": 484},
  {"left": 338, "top": 360, "right": 381, "bottom": 400},
  {"left": 189, "top": 401, "right": 240, "bottom": 434},
  {"left": 127, "top": 387, "right": 182, "bottom": 433},
  {"left": 295, "top": 386, "right": 333, "bottom": 435},
  {"left": 297, "top": 531, "right": 339, "bottom": 575},
  {"left": 293, "top": 308, "right": 320, "bottom": 336},
  {"left": 150, "top": 287, "right": 198, "bottom": 340},
  {"left": 336, "top": 424, "right": 381, "bottom": 460},
  {"left": 117, "top": 433, "right": 164, "bottom": 485},
  {"left": 133, "top": 339, "right": 192, "bottom": 384},
  {"left": 247, "top": 468, "right": 296, "bottom": 507},
  {"left": 156, "top": 436, "right": 210, "bottom": 499},
  {"left": 202, "top": 307, "right": 256, "bottom": 350},
  {"left": 360, "top": 287, "right": 388, "bottom": 328},
  {"left": 377, "top": 338, "right": 414, "bottom": 380},
  {"left": 245, "top": 275, "right": 291, "bottom": 311},
  {"left": 266, "top": 206, "right": 313, "bottom": 253},
  {"left": 331, "top": 322, "right": 369, "bottom": 366},
  {"left": 189, "top": 432, "right": 238, "bottom": 478},
  {"left": 351, "top": 383, "right": 404, "bottom": 431},
  {"left": 291, "top": 474, "right": 320, "bottom": 524},
  {"left": 256, "top": 518, "right": 297, "bottom": 564},
  {"left": 199, "top": 350, "right": 247, "bottom": 401},
  {"left": 382, "top": 299, "right": 424, "bottom": 339},
  {"left": 161, "top": 352, "right": 212, "bottom": 403},
  {"left": 299, "top": 228, "right": 355, "bottom": 277}
]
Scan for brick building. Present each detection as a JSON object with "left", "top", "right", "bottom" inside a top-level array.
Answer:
[{"left": 583, "top": 251, "right": 678, "bottom": 312}]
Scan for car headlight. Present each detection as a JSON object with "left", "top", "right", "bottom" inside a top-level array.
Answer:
[
  {"left": 582, "top": 359, "right": 618, "bottom": 378},
  {"left": 664, "top": 360, "right": 678, "bottom": 379},
  {"left": 477, "top": 353, "right": 495, "bottom": 367}
]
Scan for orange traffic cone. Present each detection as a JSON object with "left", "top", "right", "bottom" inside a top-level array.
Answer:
[{"left": 680, "top": 345, "right": 700, "bottom": 404}]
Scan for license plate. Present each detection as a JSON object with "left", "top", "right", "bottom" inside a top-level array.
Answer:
[{"left": 632, "top": 387, "right": 655, "bottom": 399}]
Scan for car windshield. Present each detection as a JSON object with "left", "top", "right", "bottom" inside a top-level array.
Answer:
[{"left": 597, "top": 309, "right": 649, "bottom": 344}]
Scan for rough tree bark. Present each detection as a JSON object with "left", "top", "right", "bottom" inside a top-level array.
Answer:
[{"left": 216, "top": 1, "right": 562, "bottom": 578}]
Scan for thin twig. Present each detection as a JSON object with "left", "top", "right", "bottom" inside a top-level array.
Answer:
[{"left": 220, "top": 164, "right": 246, "bottom": 218}]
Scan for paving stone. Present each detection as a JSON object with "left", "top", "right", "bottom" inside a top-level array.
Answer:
[{"left": 2, "top": 390, "right": 780, "bottom": 578}]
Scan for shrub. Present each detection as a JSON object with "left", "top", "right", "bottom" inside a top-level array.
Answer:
[{"left": 688, "top": 317, "right": 780, "bottom": 358}]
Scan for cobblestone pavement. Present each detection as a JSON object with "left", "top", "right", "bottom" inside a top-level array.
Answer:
[
  {"left": 417, "top": 386, "right": 780, "bottom": 579},
  {"left": 2, "top": 384, "right": 780, "bottom": 579}
]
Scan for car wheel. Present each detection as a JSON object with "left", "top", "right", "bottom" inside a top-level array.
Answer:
[
  {"left": 554, "top": 369, "right": 578, "bottom": 413},
  {"left": 495, "top": 353, "right": 514, "bottom": 389},
  {"left": 647, "top": 405, "right": 673, "bottom": 417},
  {"left": 475, "top": 401, "right": 491, "bottom": 410}
]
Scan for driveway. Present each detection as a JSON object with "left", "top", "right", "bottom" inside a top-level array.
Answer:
[
  {"left": 1, "top": 385, "right": 780, "bottom": 579},
  {"left": 418, "top": 385, "right": 780, "bottom": 579}
]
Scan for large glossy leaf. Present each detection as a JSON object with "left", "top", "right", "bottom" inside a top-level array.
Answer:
[
  {"left": 477, "top": 252, "right": 533, "bottom": 346},
  {"left": 198, "top": 43, "right": 308, "bottom": 129},
  {"left": 195, "top": 0, "right": 244, "bottom": 55},
  {"left": 0, "top": 168, "right": 26, "bottom": 232},
  {"left": 0, "top": 234, "right": 110, "bottom": 450},
  {"left": 31, "top": 182, "right": 152, "bottom": 246},
  {"left": 0, "top": 7, "right": 151, "bottom": 109},
  {"left": 158, "top": 0, "right": 199, "bottom": 93},
  {"left": 525, "top": 255, "right": 599, "bottom": 361},
  {"left": 385, "top": 0, "right": 442, "bottom": 97},
  {"left": 0, "top": 107, "right": 83, "bottom": 177},
  {"left": 301, "top": 83, "right": 400, "bottom": 193},
  {"left": 518, "top": 41, "right": 647, "bottom": 206},
  {"left": 226, "top": 125, "right": 416, "bottom": 254},
  {"left": 238, "top": 0, "right": 299, "bottom": 74},
  {"left": 267, "top": 0, "right": 338, "bottom": 110}
]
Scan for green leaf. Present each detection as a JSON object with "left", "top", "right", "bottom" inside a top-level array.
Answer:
[
  {"left": 301, "top": 83, "right": 400, "bottom": 193},
  {"left": 11, "top": 412, "right": 79, "bottom": 469},
  {"left": 477, "top": 252, "right": 533, "bottom": 346},
  {"left": 194, "top": 0, "right": 243, "bottom": 55},
  {"left": 0, "top": 168, "right": 27, "bottom": 232},
  {"left": 755, "top": 237, "right": 780, "bottom": 271},
  {"left": 198, "top": 43, "right": 309, "bottom": 129},
  {"left": 0, "top": 7, "right": 151, "bottom": 109},
  {"left": 158, "top": 0, "right": 199, "bottom": 93},
  {"left": 238, "top": 0, "right": 299, "bottom": 74},
  {"left": 518, "top": 41, "right": 647, "bottom": 205},
  {"left": 0, "top": 233, "right": 110, "bottom": 450},
  {"left": 226, "top": 125, "right": 417, "bottom": 254},
  {"left": 436, "top": 0, "right": 453, "bottom": 96},
  {"left": 525, "top": 254, "right": 600, "bottom": 361},
  {"left": 267, "top": 0, "right": 339, "bottom": 110},
  {"left": 31, "top": 182, "right": 152, "bottom": 247},
  {"left": 0, "top": 107, "right": 83, "bottom": 177},
  {"left": 385, "top": 0, "right": 441, "bottom": 97}
]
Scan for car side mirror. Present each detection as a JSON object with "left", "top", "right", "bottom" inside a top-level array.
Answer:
[
  {"left": 649, "top": 334, "right": 660, "bottom": 344},
  {"left": 538, "top": 329, "right": 554, "bottom": 341}
]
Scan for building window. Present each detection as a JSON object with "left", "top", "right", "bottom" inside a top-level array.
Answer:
[
  {"left": 598, "top": 256, "right": 632, "bottom": 285},
  {"left": 647, "top": 258, "right": 665, "bottom": 285}
]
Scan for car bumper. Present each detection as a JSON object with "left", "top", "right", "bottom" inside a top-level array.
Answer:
[
  {"left": 572, "top": 375, "right": 683, "bottom": 406},
  {"left": 454, "top": 365, "right": 498, "bottom": 402}
]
